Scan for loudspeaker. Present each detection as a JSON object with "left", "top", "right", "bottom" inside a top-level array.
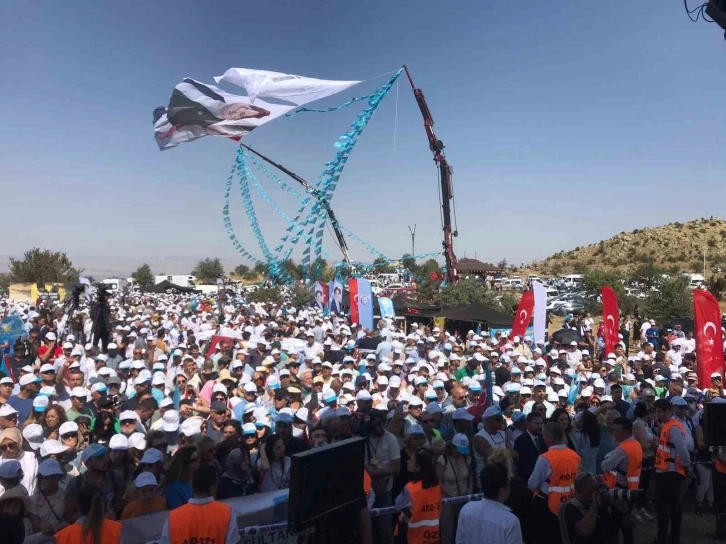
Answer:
[{"left": 703, "top": 402, "right": 726, "bottom": 447}]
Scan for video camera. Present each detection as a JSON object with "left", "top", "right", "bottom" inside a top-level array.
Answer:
[{"left": 596, "top": 486, "right": 645, "bottom": 507}]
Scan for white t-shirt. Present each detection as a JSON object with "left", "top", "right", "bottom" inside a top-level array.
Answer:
[{"left": 365, "top": 431, "right": 401, "bottom": 491}]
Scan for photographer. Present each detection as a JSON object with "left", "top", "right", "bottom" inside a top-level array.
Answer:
[{"left": 559, "top": 473, "right": 611, "bottom": 544}]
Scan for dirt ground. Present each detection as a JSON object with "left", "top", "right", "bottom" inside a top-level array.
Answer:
[{"left": 634, "top": 502, "right": 717, "bottom": 543}]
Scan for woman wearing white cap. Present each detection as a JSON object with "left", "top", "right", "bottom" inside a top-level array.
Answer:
[{"left": 31, "top": 458, "right": 67, "bottom": 534}]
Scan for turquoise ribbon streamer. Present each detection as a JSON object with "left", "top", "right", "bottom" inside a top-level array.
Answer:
[{"left": 223, "top": 69, "right": 407, "bottom": 284}]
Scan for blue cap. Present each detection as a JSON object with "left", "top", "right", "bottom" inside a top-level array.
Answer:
[
  {"left": 81, "top": 444, "right": 107, "bottom": 463},
  {"left": 276, "top": 413, "right": 294, "bottom": 424},
  {"left": 469, "top": 382, "right": 482, "bottom": 392}
]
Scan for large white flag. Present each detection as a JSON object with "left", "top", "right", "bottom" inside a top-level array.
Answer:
[
  {"left": 532, "top": 281, "right": 547, "bottom": 346},
  {"left": 155, "top": 70, "right": 361, "bottom": 150},
  {"left": 214, "top": 68, "right": 360, "bottom": 105}
]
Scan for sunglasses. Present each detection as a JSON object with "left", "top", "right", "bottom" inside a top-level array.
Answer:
[
  {"left": 212, "top": 410, "right": 226, "bottom": 415},
  {"left": 61, "top": 433, "right": 76, "bottom": 440},
  {"left": 0, "top": 443, "right": 17, "bottom": 451},
  {"left": 420, "top": 419, "right": 433, "bottom": 424}
]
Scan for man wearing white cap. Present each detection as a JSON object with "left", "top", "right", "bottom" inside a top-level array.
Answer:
[{"left": 8, "top": 373, "right": 42, "bottom": 424}]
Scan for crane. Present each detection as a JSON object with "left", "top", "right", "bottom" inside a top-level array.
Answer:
[{"left": 402, "top": 65, "right": 458, "bottom": 284}]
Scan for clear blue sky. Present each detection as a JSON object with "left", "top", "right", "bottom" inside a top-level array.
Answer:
[{"left": 1, "top": 1, "right": 725, "bottom": 277}]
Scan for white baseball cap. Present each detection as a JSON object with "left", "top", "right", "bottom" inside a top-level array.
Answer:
[
  {"left": 40, "top": 439, "right": 69, "bottom": 457},
  {"left": 58, "top": 421, "right": 79, "bottom": 436},
  {"left": 109, "top": 434, "right": 129, "bottom": 450},
  {"left": 128, "top": 432, "right": 147, "bottom": 450},
  {"left": 22, "top": 424, "right": 44, "bottom": 450},
  {"left": 162, "top": 410, "right": 180, "bottom": 432}
]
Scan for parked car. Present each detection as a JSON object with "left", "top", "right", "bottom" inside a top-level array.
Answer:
[{"left": 556, "top": 301, "right": 586, "bottom": 316}]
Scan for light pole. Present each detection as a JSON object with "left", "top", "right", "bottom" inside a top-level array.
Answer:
[{"left": 408, "top": 224, "right": 417, "bottom": 257}]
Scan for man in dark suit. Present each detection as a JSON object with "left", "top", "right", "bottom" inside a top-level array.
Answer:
[{"left": 514, "top": 411, "right": 546, "bottom": 481}]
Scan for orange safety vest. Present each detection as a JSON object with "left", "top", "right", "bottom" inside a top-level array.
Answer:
[
  {"left": 542, "top": 448, "right": 581, "bottom": 515},
  {"left": 655, "top": 419, "right": 686, "bottom": 476},
  {"left": 406, "top": 481, "right": 442, "bottom": 544},
  {"left": 168, "top": 500, "right": 232, "bottom": 544},
  {"left": 363, "top": 470, "right": 372, "bottom": 500},
  {"left": 603, "top": 438, "right": 643, "bottom": 490},
  {"left": 55, "top": 520, "right": 122, "bottom": 544}
]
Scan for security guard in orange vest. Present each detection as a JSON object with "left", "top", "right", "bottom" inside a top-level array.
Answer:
[
  {"left": 602, "top": 417, "right": 643, "bottom": 490},
  {"left": 601, "top": 417, "right": 643, "bottom": 544},
  {"left": 394, "top": 451, "right": 442, "bottom": 544},
  {"left": 528, "top": 422, "right": 581, "bottom": 544},
  {"left": 55, "top": 484, "right": 122, "bottom": 544},
  {"left": 653, "top": 398, "right": 692, "bottom": 544},
  {"left": 161, "top": 464, "right": 240, "bottom": 544}
]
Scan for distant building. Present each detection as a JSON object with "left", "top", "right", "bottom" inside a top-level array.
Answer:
[{"left": 456, "top": 258, "right": 504, "bottom": 276}]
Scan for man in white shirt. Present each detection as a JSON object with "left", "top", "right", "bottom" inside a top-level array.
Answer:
[
  {"left": 456, "top": 463, "right": 522, "bottom": 544},
  {"left": 565, "top": 342, "right": 581, "bottom": 369},
  {"left": 681, "top": 331, "right": 696, "bottom": 354}
]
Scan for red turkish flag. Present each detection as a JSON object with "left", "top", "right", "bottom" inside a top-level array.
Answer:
[
  {"left": 601, "top": 287, "right": 620, "bottom": 355},
  {"left": 348, "top": 279, "right": 359, "bottom": 325},
  {"left": 509, "top": 290, "right": 534, "bottom": 340},
  {"left": 694, "top": 290, "right": 725, "bottom": 385}
]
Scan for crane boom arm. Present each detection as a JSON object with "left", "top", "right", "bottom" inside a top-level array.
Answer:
[
  {"left": 238, "top": 143, "right": 353, "bottom": 268},
  {"left": 402, "top": 66, "right": 458, "bottom": 284}
]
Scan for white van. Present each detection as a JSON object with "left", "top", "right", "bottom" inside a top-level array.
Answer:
[
  {"left": 560, "top": 274, "right": 584, "bottom": 288},
  {"left": 680, "top": 273, "right": 704, "bottom": 289}
]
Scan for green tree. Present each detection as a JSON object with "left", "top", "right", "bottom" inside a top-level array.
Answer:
[
  {"left": 401, "top": 254, "right": 416, "bottom": 271},
  {"left": 8, "top": 248, "right": 83, "bottom": 283},
  {"left": 439, "top": 278, "right": 493, "bottom": 306},
  {"left": 708, "top": 277, "right": 726, "bottom": 301},
  {"left": 247, "top": 286, "right": 283, "bottom": 305},
  {"left": 281, "top": 260, "right": 304, "bottom": 280},
  {"left": 497, "top": 258, "right": 508, "bottom": 270},
  {"left": 191, "top": 258, "right": 224, "bottom": 284},
  {"left": 499, "top": 291, "right": 522, "bottom": 314},
  {"left": 631, "top": 263, "right": 668, "bottom": 290},
  {"left": 0, "top": 273, "right": 11, "bottom": 291},
  {"left": 289, "top": 284, "right": 314, "bottom": 309},
  {"left": 233, "top": 264, "right": 251, "bottom": 277},
  {"left": 416, "top": 278, "right": 441, "bottom": 302},
  {"left": 644, "top": 278, "right": 692, "bottom": 323},
  {"left": 253, "top": 262, "right": 269, "bottom": 276},
  {"left": 415, "top": 259, "right": 441, "bottom": 279},
  {"left": 130, "top": 263, "right": 154, "bottom": 288},
  {"left": 372, "top": 257, "right": 394, "bottom": 274}
]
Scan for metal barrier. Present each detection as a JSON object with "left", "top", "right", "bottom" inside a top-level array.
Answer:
[{"left": 239, "top": 492, "right": 484, "bottom": 536}]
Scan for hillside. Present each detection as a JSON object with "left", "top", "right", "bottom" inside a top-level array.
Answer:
[{"left": 527, "top": 217, "right": 726, "bottom": 276}]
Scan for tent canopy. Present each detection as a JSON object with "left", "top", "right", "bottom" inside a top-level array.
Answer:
[
  {"left": 441, "top": 302, "right": 513, "bottom": 328},
  {"left": 143, "top": 280, "right": 200, "bottom": 294}
]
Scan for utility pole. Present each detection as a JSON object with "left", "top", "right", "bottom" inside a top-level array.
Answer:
[
  {"left": 703, "top": 247, "right": 707, "bottom": 280},
  {"left": 408, "top": 224, "right": 417, "bottom": 257}
]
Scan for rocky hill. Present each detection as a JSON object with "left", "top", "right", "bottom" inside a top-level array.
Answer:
[{"left": 527, "top": 217, "right": 726, "bottom": 276}]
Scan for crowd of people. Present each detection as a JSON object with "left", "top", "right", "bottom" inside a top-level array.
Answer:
[{"left": 0, "top": 286, "right": 724, "bottom": 544}]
